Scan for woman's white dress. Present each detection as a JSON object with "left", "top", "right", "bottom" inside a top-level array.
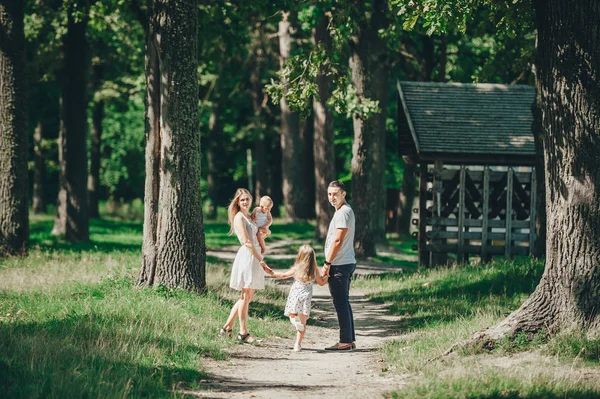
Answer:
[
  {"left": 284, "top": 278, "right": 314, "bottom": 316},
  {"left": 229, "top": 214, "right": 265, "bottom": 290}
]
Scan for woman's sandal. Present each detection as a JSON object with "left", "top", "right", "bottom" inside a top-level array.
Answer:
[
  {"left": 219, "top": 328, "right": 233, "bottom": 337},
  {"left": 237, "top": 332, "right": 255, "bottom": 344}
]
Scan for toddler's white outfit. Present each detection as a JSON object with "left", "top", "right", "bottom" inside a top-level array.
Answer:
[{"left": 254, "top": 211, "right": 269, "bottom": 228}]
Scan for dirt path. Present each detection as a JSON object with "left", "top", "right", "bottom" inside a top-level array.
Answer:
[{"left": 199, "top": 245, "right": 409, "bottom": 398}]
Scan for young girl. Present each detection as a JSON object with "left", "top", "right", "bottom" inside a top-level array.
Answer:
[{"left": 261, "top": 245, "right": 328, "bottom": 352}]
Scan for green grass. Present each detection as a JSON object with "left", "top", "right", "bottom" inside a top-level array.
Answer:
[
  {"left": 355, "top": 257, "right": 600, "bottom": 398},
  {"left": 3, "top": 211, "right": 600, "bottom": 398},
  {"left": 0, "top": 213, "right": 298, "bottom": 398}
]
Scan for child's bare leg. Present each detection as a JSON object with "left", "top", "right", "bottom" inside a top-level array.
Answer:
[
  {"left": 294, "top": 314, "right": 309, "bottom": 351},
  {"left": 257, "top": 232, "right": 266, "bottom": 254}
]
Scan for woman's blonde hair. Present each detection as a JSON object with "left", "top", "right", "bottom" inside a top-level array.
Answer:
[
  {"left": 227, "top": 188, "right": 252, "bottom": 235},
  {"left": 293, "top": 244, "right": 317, "bottom": 282}
]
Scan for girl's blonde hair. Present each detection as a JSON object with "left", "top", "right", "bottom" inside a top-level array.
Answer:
[
  {"left": 227, "top": 188, "right": 252, "bottom": 235},
  {"left": 293, "top": 244, "right": 317, "bottom": 282}
]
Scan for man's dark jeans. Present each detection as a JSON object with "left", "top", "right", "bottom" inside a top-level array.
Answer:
[{"left": 328, "top": 263, "right": 356, "bottom": 344}]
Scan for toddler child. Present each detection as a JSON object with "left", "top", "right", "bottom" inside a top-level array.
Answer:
[
  {"left": 251, "top": 195, "right": 273, "bottom": 254},
  {"left": 261, "top": 244, "right": 328, "bottom": 352}
]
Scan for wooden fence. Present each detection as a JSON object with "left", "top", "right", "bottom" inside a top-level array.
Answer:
[{"left": 414, "top": 164, "right": 537, "bottom": 266}]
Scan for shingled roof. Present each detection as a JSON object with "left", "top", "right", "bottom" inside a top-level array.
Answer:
[{"left": 397, "top": 81, "right": 536, "bottom": 165}]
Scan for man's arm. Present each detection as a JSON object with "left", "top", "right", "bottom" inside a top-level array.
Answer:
[{"left": 323, "top": 227, "right": 348, "bottom": 275}]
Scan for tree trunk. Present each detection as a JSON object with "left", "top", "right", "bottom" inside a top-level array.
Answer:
[
  {"left": 0, "top": 0, "right": 28, "bottom": 255},
  {"left": 313, "top": 13, "right": 335, "bottom": 239},
  {"left": 88, "top": 65, "right": 104, "bottom": 219},
  {"left": 138, "top": 0, "right": 206, "bottom": 293},
  {"left": 396, "top": 162, "right": 416, "bottom": 236},
  {"left": 531, "top": 75, "right": 546, "bottom": 259},
  {"left": 470, "top": 0, "right": 600, "bottom": 345},
  {"left": 270, "top": 131, "right": 282, "bottom": 218},
  {"left": 278, "top": 13, "right": 305, "bottom": 221},
  {"left": 205, "top": 104, "right": 219, "bottom": 220},
  {"left": 54, "top": 2, "right": 90, "bottom": 242},
  {"left": 349, "top": 0, "right": 389, "bottom": 257},
  {"left": 301, "top": 111, "right": 315, "bottom": 219},
  {"left": 32, "top": 121, "right": 47, "bottom": 214},
  {"left": 250, "top": 25, "right": 268, "bottom": 203},
  {"left": 52, "top": 109, "right": 67, "bottom": 236}
]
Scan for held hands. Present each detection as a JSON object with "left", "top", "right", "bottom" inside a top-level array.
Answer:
[
  {"left": 322, "top": 264, "right": 331, "bottom": 277},
  {"left": 260, "top": 260, "right": 274, "bottom": 275}
]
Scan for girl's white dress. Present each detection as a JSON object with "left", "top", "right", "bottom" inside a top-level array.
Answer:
[
  {"left": 229, "top": 214, "right": 265, "bottom": 290},
  {"left": 284, "top": 278, "right": 314, "bottom": 316}
]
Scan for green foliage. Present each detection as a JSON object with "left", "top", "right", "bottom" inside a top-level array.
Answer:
[{"left": 100, "top": 87, "right": 145, "bottom": 201}]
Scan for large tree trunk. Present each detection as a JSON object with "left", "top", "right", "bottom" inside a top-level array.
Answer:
[
  {"left": 278, "top": 12, "right": 306, "bottom": 221},
  {"left": 470, "top": 0, "right": 600, "bottom": 345},
  {"left": 53, "top": 2, "right": 90, "bottom": 242},
  {"left": 349, "top": 0, "right": 389, "bottom": 257},
  {"left": 249, "top": 25, "right": 269, "bottom": 203},
  {"left": 32, "top": 121, "right": 47, "bottom": 215},
  {"left": 531, "top": 77, "right": 546, "bottom": 259},
  {"left": 138, "top": 0, "right": 206, "bottom": 293},
  {"left": 0, "top": 0, "right": 28, "bottom": 256},
  {"left": 88, "top": 65, "right": 104, "bottom": 219},
  {"left": 313, "top": 13, "right": 335, "bottom": 240}
]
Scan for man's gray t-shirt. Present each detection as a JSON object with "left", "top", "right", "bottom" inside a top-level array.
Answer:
[{"left": 324, "top": 203, "right": 356, "bottom": 265}]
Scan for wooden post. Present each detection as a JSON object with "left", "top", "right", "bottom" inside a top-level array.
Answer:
[
  {"left": 529, "top": 167, "right": 537, "bottom": 255},
  {"left": 457, "top": 166, "right": 466, "bottom": 263},
  {"left": 418, "top": 163, "right": 429, "bottom": 267},
  {"left": 505, "top": 168, "right": 514, "bottom": 260},
  {"left": 481, "top": 166, "right": 490, "bottom": 263},
  {"left": 430, "top": 160, "right": 445, "bottom": 266}
]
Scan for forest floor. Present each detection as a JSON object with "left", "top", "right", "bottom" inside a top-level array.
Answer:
[{"left": 196, "top": 242, "right": 409, "bottom": 398}]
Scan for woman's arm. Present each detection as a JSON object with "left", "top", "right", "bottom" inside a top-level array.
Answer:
[
  {"left": 265, "top": 265, "right": 296, "bottom": 279},
  {"left": 234, "top": 213, "right": 263, "bottom": 261}
]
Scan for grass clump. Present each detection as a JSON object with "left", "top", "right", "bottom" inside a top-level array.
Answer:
[{"left": 544, "top": 332, "right": 600, "bottom": 364}]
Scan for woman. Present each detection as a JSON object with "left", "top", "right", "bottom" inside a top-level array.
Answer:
[{"left": 219, "top": 188, "right": 267, "bottom": 343}]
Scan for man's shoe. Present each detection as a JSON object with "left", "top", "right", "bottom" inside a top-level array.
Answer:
[
  {"left": 352, "top": 342, "right": 356, "bottom": 349},
  {"left": 324, "top": 342, "right": 353, "bottom": 351}
]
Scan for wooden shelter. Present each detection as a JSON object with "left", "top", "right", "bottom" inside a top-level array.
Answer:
[{"left": 397, "top": 81, "right": 537, "bottom": 266}]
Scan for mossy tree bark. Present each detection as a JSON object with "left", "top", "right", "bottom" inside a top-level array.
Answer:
[
  {"left": 350, "top": 0, "right": 389, "bottom": 257},
  {"left": 469, "top": 0, "right": 600, "bottom": 346},
  {"left": 0, "top": 0, "right": 28, "bottom": 255},
  {"left": 138, "top": 0, "right": 206, "bottom": 293}
]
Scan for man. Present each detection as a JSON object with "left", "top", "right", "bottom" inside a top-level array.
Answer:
[{"left": 322, "top": 180, "right": 356, "bottom": 351}]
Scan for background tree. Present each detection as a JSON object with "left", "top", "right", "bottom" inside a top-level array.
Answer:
[
  {"left": 399, "top": 0, "right": 600, "bottom": 342},
  {"left": 138, "top": 0, "right": 206, "bottom": 292},
  {"left": 52, "top": 0, "right": 91, "bottom": 242},
  {"left": 278, "top": 11, "right": 308, "bottom": 221},
  {"left": 0, "top": 0, "right": 28, "bottom": 256},
  {"left": 312, "top": 11, "right": 336, "bottom": 240},
  {"left": 348, "top": 0, "right": 390, "bottom": 257}
]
